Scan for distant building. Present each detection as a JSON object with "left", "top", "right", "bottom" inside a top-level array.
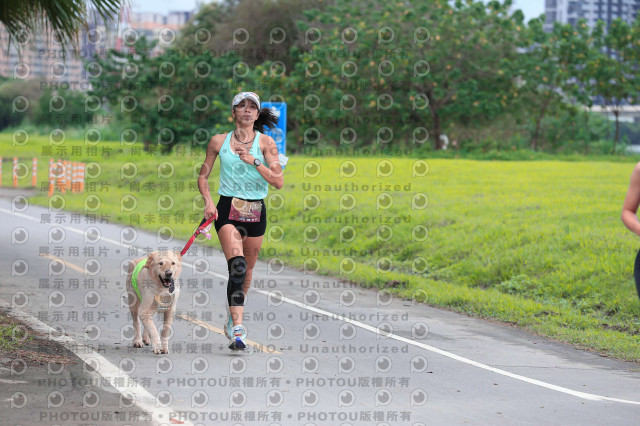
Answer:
[
  {"left": 127, "top": 10, "right": 194, "bottom": 57},
  {"left": 0, "top": 9, "right": 194, "bottom": 88},
  {"left": 544, "top": 0, "right": 640, "bottom": 32}
]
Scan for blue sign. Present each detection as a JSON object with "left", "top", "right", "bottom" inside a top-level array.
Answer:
[{"left": 261, "top": 102, "right": 287, "bottom": 155}]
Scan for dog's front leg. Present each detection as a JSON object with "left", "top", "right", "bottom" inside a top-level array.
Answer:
[
  {"left": 128, "top": 290, "right": 144, "bottom": 348},
  {"left": 132, "top": 309, "right": 144, "bottom": 348},
  {"left": 143, "top": 328, "right": 150, "bottom": 346},
  {"left": 139, "top": 308, "right": 162, "bottom": 354},
  {"left": 160, "top": 307, "right": 176, "bottom": 354}
]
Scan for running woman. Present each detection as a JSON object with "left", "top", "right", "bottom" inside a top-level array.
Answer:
[{"left": 198, "top": 91, "right": 283, "bottom": 349}]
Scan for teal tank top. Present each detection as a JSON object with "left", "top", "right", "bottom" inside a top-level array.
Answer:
[{"left": 218, "top": 131, "right": 268, "bottom": 200}]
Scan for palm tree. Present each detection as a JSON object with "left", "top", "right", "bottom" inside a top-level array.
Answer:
[{"left": 0, "top": 0, "right": 126, "bottom": 54}]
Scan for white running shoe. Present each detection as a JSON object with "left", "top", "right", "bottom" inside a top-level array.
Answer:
[
  {"left": 224, "top": 314, "right": 233, "bottom": 340},
  {"left": 228, "top": 324, "right": 247, "bottom": 350}
]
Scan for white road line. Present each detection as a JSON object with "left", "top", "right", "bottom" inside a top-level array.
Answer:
[
  {"left": 254, "top": 289, "right": 640, "bottom": 406},
  {"left": 4, "top": 206, "right": 640, "bottom": 406},
  {"left": 0, "top": 299, "right": 194, "bottom": 426},
  {"left": 1, "top": 208, "right": 40, "bottom": 222}
]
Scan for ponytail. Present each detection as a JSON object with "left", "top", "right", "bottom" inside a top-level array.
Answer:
[{"left": 254, "top": 107, "right": 279, "bottom": 132}]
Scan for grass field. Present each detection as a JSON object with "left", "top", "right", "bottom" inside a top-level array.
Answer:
[{"left": 3, "top": 133, "right": 640, "bottom": 361}]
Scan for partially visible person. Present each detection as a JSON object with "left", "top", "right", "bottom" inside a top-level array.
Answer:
[{"left": 621, "top": 162, "right": 640, "bottom": 299}]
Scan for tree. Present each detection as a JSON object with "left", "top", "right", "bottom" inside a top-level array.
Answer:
[
  {"left": 586, "top": 18, "right": 640, "bottom": 152},
  {"left": 0, "top": 79, "right": 42, "bottom": 130},
  {"left": 88, "top": 36, "right": 247, "bottom": 153},
  {"left": 429, "top": 0, "right": 525, "bottom": 149},
  {"left": 88, "top": 37, "right": 160, "bottom": 151},
  {"left": 275, "top": 0, "right": 524, "bottom": 150},
  {"left": 515, "top": 18, "right": 590, "bottom": 151},
  {"left": 33, "top": 87, "right": 94, "bottom": 126},
  {"left": 0, "top": 0, "right": 124, "bottom": 55},
  {"left": 173, "top": 1, "right": 238, "bottom": 55},
  {"left": 175, "top": 0, "right": 324, "bottom": 71},
  {"left": 566, "top": 19, "right": 598, "bottom": 154},
  {"left": 153, "top": 47, "right": 247, "bottom": 152}
]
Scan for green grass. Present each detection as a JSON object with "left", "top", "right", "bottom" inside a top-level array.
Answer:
[
  {"left": 0, "top": 314, "right": 31, "bottom": 351},
  {"left": 2, "top": 133, "right": 640, "bottom": 361}
]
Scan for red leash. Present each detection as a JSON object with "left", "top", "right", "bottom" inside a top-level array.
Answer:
[{"left": 180, "top": 216, "right": 215, "bottom": 256}]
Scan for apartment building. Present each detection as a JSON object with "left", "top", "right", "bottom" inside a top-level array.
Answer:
[
  {"left": 0, "top": 9, "right": 193, "bottom": 88},
  {"left": 544, "top": 0, "right": 640, "bottom": 31}
]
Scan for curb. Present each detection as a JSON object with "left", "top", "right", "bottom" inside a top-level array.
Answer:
[{"left": 0, "top": 298, "right": 194, "bottom": 426}]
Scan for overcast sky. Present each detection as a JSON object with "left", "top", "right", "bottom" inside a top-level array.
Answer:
[{"left": 129, "top": 0, "right": 545, "bottom": 21}]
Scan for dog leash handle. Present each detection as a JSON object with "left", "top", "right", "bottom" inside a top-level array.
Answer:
[{"left": 180, "top": 216, "right": 215, "bottom": 256}]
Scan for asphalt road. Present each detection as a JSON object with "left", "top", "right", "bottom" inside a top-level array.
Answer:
[{"left": 1, "top": 194, "right": 639, "bottom": 426}]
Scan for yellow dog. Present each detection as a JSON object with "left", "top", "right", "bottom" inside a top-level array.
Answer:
[{"left": 126, "top": 251, "right": 182, "bottom": 354}]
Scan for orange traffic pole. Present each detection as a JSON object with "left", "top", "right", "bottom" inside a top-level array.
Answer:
[
  {"left": 12, "top": 157, "right": 18, "bottom": 188},
  {"left": 48, "top": 158, "right": 54, "bottom": 197},
  {"left": 71, "top": 162, "right": 75, "bottom": 192},
  {"left": 57, "top": 159, "right": 64, "bottom": 194},
  {"left": 79, "top": 162, "right": 85, "bottom": 192},
  {"left": 65, "top": 160, "right": 71, "bottom": 191},
  {"left": 32, "top": 157, "right": 37, "bottom": 187},
  {"left": 72, "top": 162, "right": 81, "bottom": 193}
]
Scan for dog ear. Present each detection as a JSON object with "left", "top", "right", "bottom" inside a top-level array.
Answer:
[
  {"left": 144, "top": 252, "right": 156, "bottom": 268},
  {"left": 174, "top": 251, "right": 183, "bottom": 260}
]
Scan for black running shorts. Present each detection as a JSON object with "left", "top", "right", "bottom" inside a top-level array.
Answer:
[{"left": 214, "top": 195, "right": 267, "bottom": 238}]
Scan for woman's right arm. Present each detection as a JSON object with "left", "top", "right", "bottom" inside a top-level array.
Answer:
[
  {"left": 621, "top": 162, "right": 640, "bottom": 237},
  {"left": 198, "top": 134, "right": 223, "bottom": 220}
]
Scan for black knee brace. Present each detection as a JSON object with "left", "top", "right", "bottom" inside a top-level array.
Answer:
[{"left": 227, "top": 256, "right": 247, "bottom": 306}]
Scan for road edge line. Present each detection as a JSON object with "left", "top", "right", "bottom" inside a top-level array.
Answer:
[
  {"left": 0, "top": 298, "right": 194, "bottom": 426},
  {"left": 254, "top": 289, "right": 640, "bottom": 406}
]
